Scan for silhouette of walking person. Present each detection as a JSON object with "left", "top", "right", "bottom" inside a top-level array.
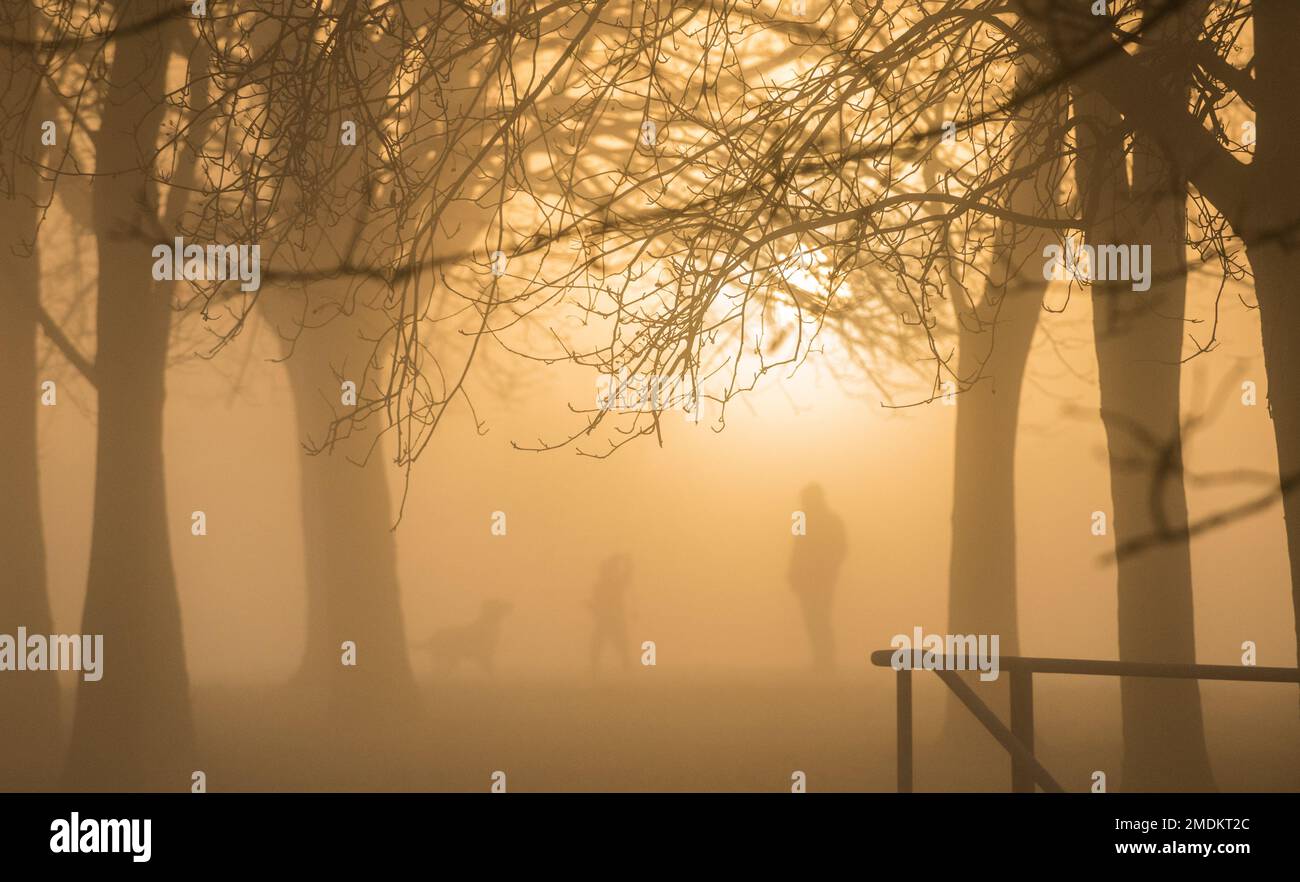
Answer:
[
  {"left": 588, "top": 554, "right": 633, "bottom": 672},
  {"left": 788, "top": 483, "right": 847, "bottom": 671}
]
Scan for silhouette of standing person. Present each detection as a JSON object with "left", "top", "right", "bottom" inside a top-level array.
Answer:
[
  {"left": 588, "top": 554, "right": 633, "bottom": 672},
  {"left": 788, "top": 483, "right": 847, "bottom": 671}
]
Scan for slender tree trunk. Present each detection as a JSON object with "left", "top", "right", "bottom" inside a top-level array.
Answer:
[
  {"left": 0, "top": 2, "right": 59, "bottom": 787},
  {"left": 1248, "top": 0, "right": 1300, "bottom": 679},
  {"left": 64, "top": 2, "right": 194, "bottom": 791}
]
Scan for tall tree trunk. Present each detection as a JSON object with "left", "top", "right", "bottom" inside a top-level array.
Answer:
[
  {"left": 947, "top": 199, "right": 1061, "bottom": 654},
  {"left": 1074, "top": 0, "right": 1215, "bottom": 790},
  {"left": 0, "top": 0, "right": 60, "bottom": 789},
  {"left": 1248, "top": 0, "right": 1300, "bottom": 680},
  {"left": 276, "top": 291, "right": 420, "bottom": 724},
  {"left": 263, "top": 1, "right": 490, "bottom": 731},
  {"left": 943, "top": 65, "right": 1064, "bottom": 759},
  {"left": 64, "top": 2, "right": 194, "bottom": 791},
  {"left": 253, "top": 1, "right": 427, "bottom": 730},
  {"left": 1086, "top": 167, "right": 1217, "bottom": 792},
  {"left": 1249, "top": 250, "right": 1300, "bottom": 678}
]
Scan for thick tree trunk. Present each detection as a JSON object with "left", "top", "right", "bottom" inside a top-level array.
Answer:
[
  {"left": 1073, "top": 0, "right": 1216, "bottom": 789},
  {"left": 1249, "top": 250, "right": 1300, "bottom": 676},
  {"left": 1249, "top": 1, "right": 1300, "bottom": 678},
  {"left": 261, "top": 2, "right": 485, "bottom": 730},
  {"left": 0, "top": 225, "right": 60, "bottom": 791},
  {"left": 64, "top": 2, "right": 194, "bottom": 791},
  {"left": 947, "top": 251, "right": 1051, "bottom": 656},
  {"left": 1088, "top": 176, "right": 1216, "bottom": 792},
  {"left": 943, "top": 66, "right": 1063, "bottom": 761},
  {"left": 0, "top": 2, "right": 60, "bottom": 784},
  {"left": 275, "top": 292, "right": 420, "bottom": 725},
  {"left": 942, "top": 228, "right": 1048, "bottom": 745}
]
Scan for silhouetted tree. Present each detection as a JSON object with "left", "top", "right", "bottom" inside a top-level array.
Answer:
[
  {"left": 63, "top": 0, "right": 196, "bottom": 790},
  {"left": 0, "top": 0, "right": 63, "bottom": 790}
]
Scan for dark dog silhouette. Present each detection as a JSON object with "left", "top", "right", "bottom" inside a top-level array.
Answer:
[{"left": 416, "top": 599, "right": 513, "bottom": 674}]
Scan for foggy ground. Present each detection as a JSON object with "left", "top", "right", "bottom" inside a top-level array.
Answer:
[{"left": 159, "top": 672, "right": 1300, "bottom": 793}]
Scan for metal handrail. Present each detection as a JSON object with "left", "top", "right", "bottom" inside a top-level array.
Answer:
[{"left": 870, "top": 649, "right": 1300, "bottom": 793}]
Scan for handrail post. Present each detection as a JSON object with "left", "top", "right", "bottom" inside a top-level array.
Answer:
[
  {"left": 1010, "top": 669, "right": 1034, "bottom": 793},
  {"left": 897, "top": 668, "right": 912, "bottom": 793},
  {"left": 870, "top": 648, "right": 1300, "bottom": 794}
]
